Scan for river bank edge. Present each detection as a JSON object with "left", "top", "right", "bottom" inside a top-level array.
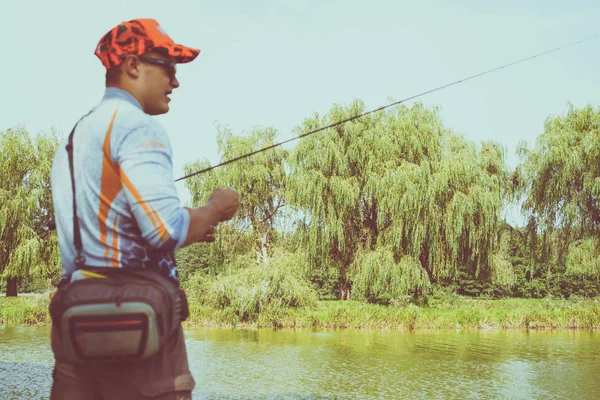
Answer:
[{"left": 2, "top": 294, "right": 599, "bottom": 331}]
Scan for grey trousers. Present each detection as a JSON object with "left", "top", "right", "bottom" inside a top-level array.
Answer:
[{"left": 49, "top": 322, "right": 196, "bottom": 399}]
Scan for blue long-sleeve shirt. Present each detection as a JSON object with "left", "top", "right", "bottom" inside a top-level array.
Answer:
[{"left": 50, "top": 87, "right": 190, "bottom": 281}]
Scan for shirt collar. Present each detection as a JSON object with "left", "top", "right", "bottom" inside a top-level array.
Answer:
[{"left": 102, "top": 87, "right": 143, "bottom": 110}]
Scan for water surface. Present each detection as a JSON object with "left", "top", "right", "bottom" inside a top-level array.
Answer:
[{"left": 1, "top": 326, "right": 598, "bottom": 399}]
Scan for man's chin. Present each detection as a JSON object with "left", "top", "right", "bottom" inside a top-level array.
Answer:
[{"left": 147, "top": 104, "right": 170, "bottom": 116}]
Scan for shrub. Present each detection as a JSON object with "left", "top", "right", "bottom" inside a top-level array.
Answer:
[{"left": 183, "top": 249, "right": 318, "bottom": 322}]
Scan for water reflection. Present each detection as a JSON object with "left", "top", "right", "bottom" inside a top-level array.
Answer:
[
  {"left": 183, "top": 328, "right": 600, "bottom": 399},
  {"left": 1, "top": 326, "right": 598, "bottom": 399}
]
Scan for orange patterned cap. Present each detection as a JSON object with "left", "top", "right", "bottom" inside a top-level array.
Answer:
[{"left": 94, "top": 18, "right": 200, "bottom": 69}]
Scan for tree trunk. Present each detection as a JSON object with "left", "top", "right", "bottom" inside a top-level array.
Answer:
[
  {"left": 260, "top": 232, "right": 269, "bottom": 266},
  {"left": 339, "top": 276, "right": 351, "bottom": 300},
  {"left": 5, "top": 277, "right": 18, "bottom": 297}
]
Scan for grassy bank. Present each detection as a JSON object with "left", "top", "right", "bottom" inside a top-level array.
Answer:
[
  {"left": 186, "top": 297, "right": 600, "bottom": 330},
  {"left": 2, "top": 294, "right": 600, "bottom": 330},
  {"left": 0, "top": 295, "right": 52, "bottom": 325}
]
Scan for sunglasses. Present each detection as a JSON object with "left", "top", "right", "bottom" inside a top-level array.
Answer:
[{"left": 138, "top": 55, "right": 177, "bottom": 79}]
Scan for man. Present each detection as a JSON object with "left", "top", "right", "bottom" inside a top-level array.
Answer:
[{"left": 49, "top": 18, "right": 240, "bottom": 399}]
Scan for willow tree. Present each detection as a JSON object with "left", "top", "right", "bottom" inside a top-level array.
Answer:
[
  {"left": 184, "top": 125, "right": 287, "bottom": 268},
  {"left": 0, "top": 127, "right": 61, "bottom": 296},
  {"left": 286, "top": 100, "right": 514, "bottom": 300},
  {"left": 516, "top": 103, "right": 600, "bottom": 279},
  {"left": 423, "top": 136, "right": 515, "bottom": 286}
]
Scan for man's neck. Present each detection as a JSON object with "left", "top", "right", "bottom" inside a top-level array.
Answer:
[{"left": 104, "top": 85, "right": 144, "bottom": 111}]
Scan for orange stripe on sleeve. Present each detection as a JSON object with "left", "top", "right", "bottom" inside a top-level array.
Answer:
[
  {"left": 98, "top": 108, "right": 122, "bottom": 266},
  {"left": 120, "top": 171, "right": 171, "bottom": 244}
]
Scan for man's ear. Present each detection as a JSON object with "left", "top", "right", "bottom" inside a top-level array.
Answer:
[{"left": 122, "top": 55, "right": 142, "bottom": 78}]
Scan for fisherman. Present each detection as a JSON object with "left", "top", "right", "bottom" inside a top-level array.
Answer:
[{"left": 49, "top": 18, "right": 240, "bottom": 399}]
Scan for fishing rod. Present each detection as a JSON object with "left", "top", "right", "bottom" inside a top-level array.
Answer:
[{"left": 175, "top": 32, "right": 600, "bottom": 182}]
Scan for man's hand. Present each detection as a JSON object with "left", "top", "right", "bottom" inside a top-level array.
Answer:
[
  {"left": 181, "top": 188, "right": 240, "bottom": 248},
  {"left": 207, "top": 188, "right": 241, "bottom": 221}
]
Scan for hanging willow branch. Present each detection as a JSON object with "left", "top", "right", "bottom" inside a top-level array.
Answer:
[
  {"left": 0, "top": 127, "right": 61, "bottom": 287},
  {"left": 517, "top": 103, "right": 600, "bottom": 277},
  {"left": 286, "top": 100, "right": 513, "bottom": 298}
]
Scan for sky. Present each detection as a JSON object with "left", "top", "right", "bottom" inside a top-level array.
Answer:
[{"left": 2, "top": 0, "right": 599, "bottom": 227}]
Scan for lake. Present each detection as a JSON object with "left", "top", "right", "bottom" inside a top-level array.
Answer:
[{"left": 1, "top": 326, "right": 598, "bottom": 399}]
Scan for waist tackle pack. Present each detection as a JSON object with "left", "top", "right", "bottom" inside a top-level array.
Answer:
[{"left": 49, "top": 268, "right": 189, "bottom": 365}]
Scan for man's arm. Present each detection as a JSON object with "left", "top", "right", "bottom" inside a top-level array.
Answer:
[
  {"left": 181, "top": 188, "right": 241, "bottom": 247},
  {"left": 117, "top": 124, "right": 195, "bottom": 250},
  {"left": 117, "top": 123, "right": 239, "bottom": 250},
  {"left": 181, "top": 204, "right": 221, "bottom": 247}
]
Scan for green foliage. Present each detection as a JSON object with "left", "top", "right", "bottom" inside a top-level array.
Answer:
[
  {"left": 187, "top": 296, "right": 600, "bottom": 330},
  {"left": 0, "top": 295, "right": 51, "bottom": 325},
  {"left": 0, "top": 126, "right": 61, "bottom": 294},
  {"left": 304, "top": 262, "right": 339, "bottom": 300},
  {"left": 350, "top": 248, "right": 430, "bottom": 303},
  {"left": 175, "top": 220, "right": 256, "bottom": 279},
  {"left": 183, "top": 248, "right": 318, "bottom": 322},
  {"left": 180, "top": 99, "right": 517, "bottom": 301},
  {"left": 287, "top": 100, "right": 513, "bottom": 298},
  {"left": 517, "top": 103, "right": 600, "bottom": 272},
  {"left": 566, "top": 238, "right": 600, "bottom": 279},
  {"left": 5, "top": 295, "right": 600, "bottom": 330},
  {"left": 8, "top": 99, "right": 600, "bottom": 308},
  {"left": 489, "top": 226, "right": 517, "bottom": 290},
  {"left": 175, "top": 242, "right": 211, "bottom": 282},
  {"left": 184, "top": 125, "right": 287, "bottom": 265}
]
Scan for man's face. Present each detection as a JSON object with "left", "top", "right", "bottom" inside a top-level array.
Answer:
[{"left": 138, "top": 51, "right": 180, "bottom": 115}]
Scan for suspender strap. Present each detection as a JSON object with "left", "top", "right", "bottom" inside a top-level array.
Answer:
[{"left": 65, "top": 122, "right": 86, "bottom": 270}]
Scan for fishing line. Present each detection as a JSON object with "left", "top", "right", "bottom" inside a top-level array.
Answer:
[{"left": 175, "top": 32, "right": 600, "bottom": 182}]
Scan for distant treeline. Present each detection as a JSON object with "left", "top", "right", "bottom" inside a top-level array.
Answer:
[{"left": 2, "top": 100, "right": 600, "bottom": 304}]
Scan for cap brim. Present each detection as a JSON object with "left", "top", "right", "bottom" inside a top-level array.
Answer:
[{"left": 157, "top": 43, "right": 201, "bottom": 63}]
